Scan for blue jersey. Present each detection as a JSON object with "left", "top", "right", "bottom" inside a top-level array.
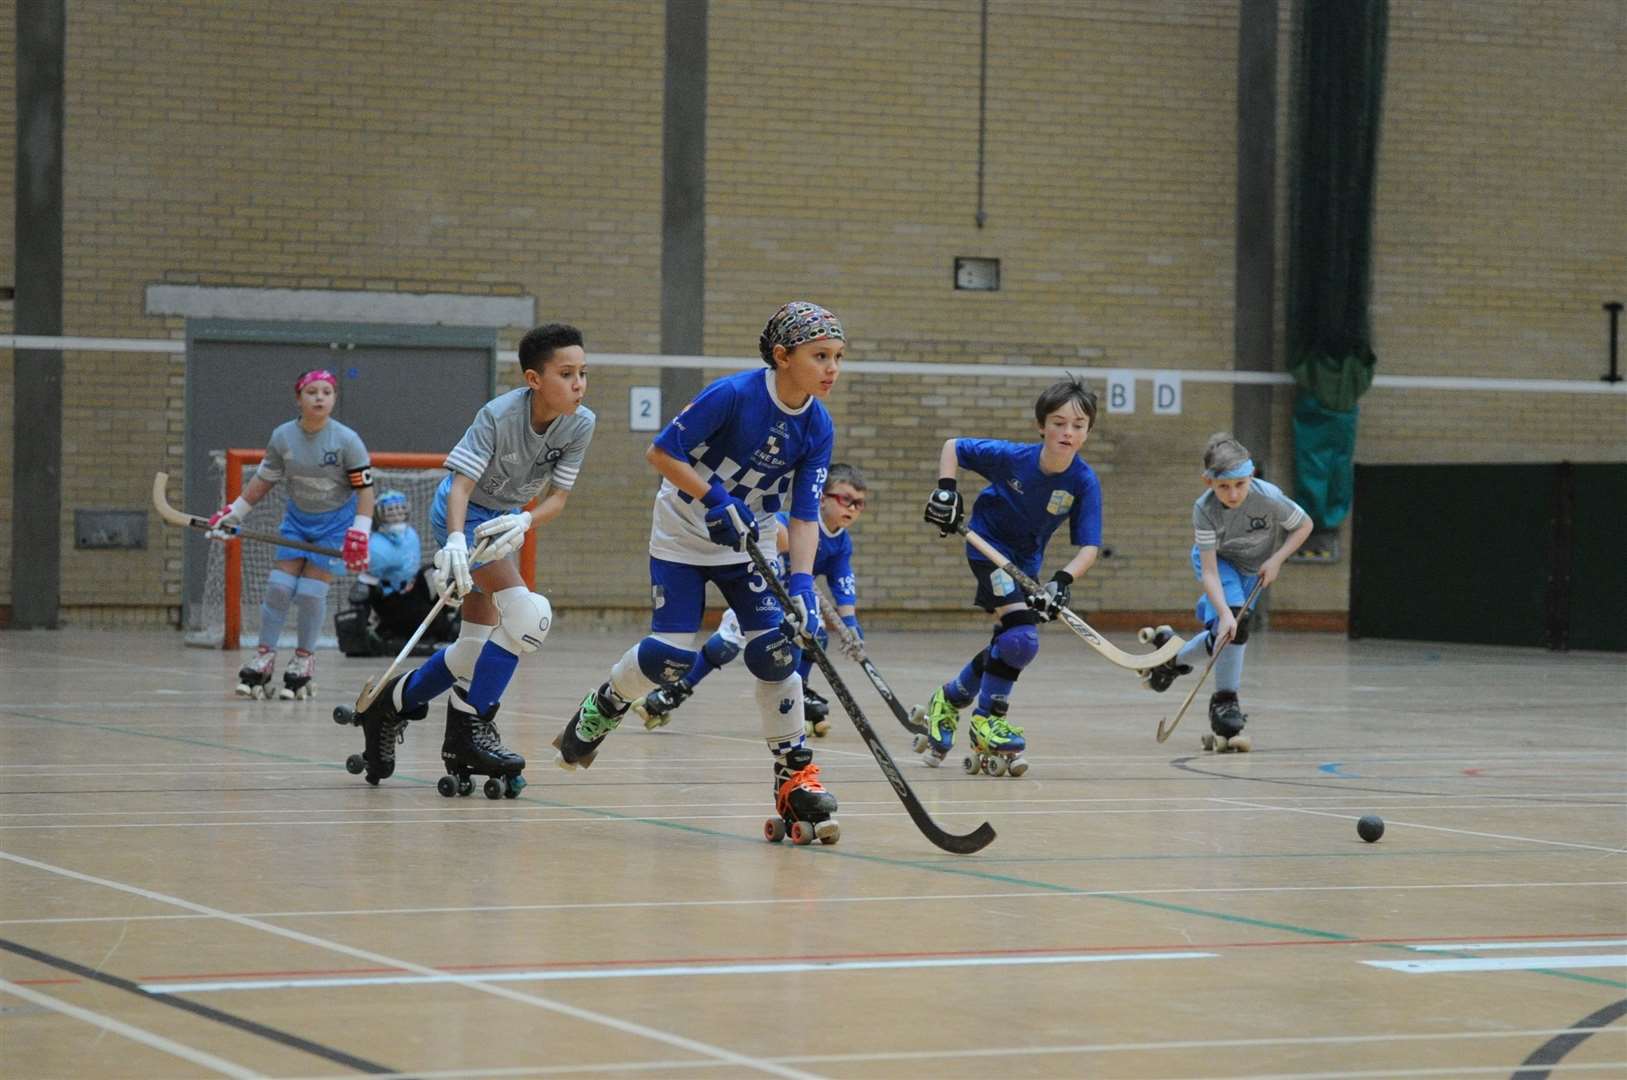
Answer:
[
  {"left": 649, "top": 368, "right": 834, "bottom": 566},
  {"left": 957, "top": 438, "right": 1103, "bottom": 574},
  {"left": 775, "top": 512, "right": 857, "bottom": 606},
  {"left": 368, "top": 524, "right": 422, "bottom": 595}
]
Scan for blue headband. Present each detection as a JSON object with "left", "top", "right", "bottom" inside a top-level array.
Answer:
[{"left": 1206, "top": 458, "right": 1255, "bottom": 480}]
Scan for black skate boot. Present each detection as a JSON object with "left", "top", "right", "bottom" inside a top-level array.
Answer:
[
  {"left": 802, "top": 686, "right": 832, "bottom": 738},
  {"left": 631, "top": 679, "right": 692, "bottom": 730},
  {"left": 1202, "top": 690, "right": 1252, "bottom": 753},
  {"left": 335, "top": 671, "right": 428, "bottom": 784},
  {"left": 1138, "top": 626, "right": 1192, "bottom": 692},
  {"left": 438, "top": 687, "right": 526, "bottom": 799},
  {"left": 552, "top": 682, "right": 627, "bottom": 770},
  {"left": 236, "top": 647, "right": 277, "bottom": 699},
  {"left": 764, "top": 746, "right": 839, "bottom": 845}
]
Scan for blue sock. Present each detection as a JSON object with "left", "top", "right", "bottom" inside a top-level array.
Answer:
[
  {"left": 945, "top": 652, "right": 983, "bottom": 707},
  {"left": 292, "top": 577, "right": 328, "bottom": 652},
  {"left": 401, "top": 648, "right": 455, "bottom": 710},
  {"left": 466, "top": 641, "right": 520, "bottom": 714},
  {"left": 257, "top": 569, "right": 297, "bottom": 650},
  {"left": 1213, "top": 643, "right": 1246, "bottom": 693}
]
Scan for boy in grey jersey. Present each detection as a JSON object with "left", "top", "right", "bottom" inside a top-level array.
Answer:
[
  {"left": 338, "top": 324, "right": 595, "bottom": 795},
  {"left": 1144, "top": 433, "right": 1313, "bottom": 747}
]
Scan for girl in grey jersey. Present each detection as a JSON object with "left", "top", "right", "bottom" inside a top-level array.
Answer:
[
  {"left": 1144, "top": 433, "right": 1313, "bottom": 747},
  {"left": 205, "top": 369, "right": 376, "bottom": 699}
]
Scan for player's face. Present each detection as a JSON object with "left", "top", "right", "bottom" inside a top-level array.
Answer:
[
  {"left": 1208, "top": 475, "right": 1252, "bottom": 509},
  {"left": 1039, "top": 401, "right": 1091, "bottom": 456},
  {"left": 822, "top": 484, "right": 866, "bottom": 529},
  {"left": 776, "top": 337, "right": 844, "bottom": 402},
  {"left": 530, "top": 346, "right": 587, "bottom": 415},
  {"left": 297, "top": 380, "right": 335, "bottom": 422}
]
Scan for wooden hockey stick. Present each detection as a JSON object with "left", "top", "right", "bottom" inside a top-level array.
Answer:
[
  {"left": 815, "top": 580, "right": 926, "bottom": 737},
  {"left": 957, "top": 525, "right": 1186, "bottom": 672},
  {"left": 352, "top": 538, "right": 492, "bottom": 712},
  {"left": 749, "top": 546, "right": 995, "bottom": 854},
  {"left": 1155, "top": 579, "right": 1267, "bottom": 744},
  {"left": 151, "top": 471, "right": 343, "bottom": 559}
]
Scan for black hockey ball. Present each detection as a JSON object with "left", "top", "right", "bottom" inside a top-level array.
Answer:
[{"left": 1357, "top": 814, "right": 1385, "bottom": 843}]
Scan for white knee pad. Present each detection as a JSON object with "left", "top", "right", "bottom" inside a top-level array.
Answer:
[
  {"left": 757, "top": 672, "right": 805, "bottom": 748},
  {"left": 446, "top": 622, "right": 494, "bottom": 681},
  {"left": 491, "top": 586, "right": 552, "bottom": 655}
]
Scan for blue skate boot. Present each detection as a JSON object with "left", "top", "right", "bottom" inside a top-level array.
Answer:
[
  {"left": 909, "top": 687, "right": 962, "bottom": 768},
  {"left": 553, "top": 682, "right": 627, "bottom": 770},
  {"left": 967, "top": 703, "right": 1028, "bottom": 778}
]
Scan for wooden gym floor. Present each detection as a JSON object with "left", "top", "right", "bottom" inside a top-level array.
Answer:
[{"left": 1, "top": 625, "right": 1623, "bottom": 1079}]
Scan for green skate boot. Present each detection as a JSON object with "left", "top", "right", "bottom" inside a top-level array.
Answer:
[
  {"left": 967, "top": 709, "right": 1028, "bottom": 778},
  {"left": 552, "top": 682, "right": 626, "bottom": 770},
  {"left": 908, "top": 687, "right": 962, "bottom": 768}
]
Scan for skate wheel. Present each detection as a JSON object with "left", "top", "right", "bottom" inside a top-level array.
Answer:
[
  {"left": 436, "top": 775, "right": 457, "bottom": 798},
  {"left": 789, "top": 820, "right": 817, "bottom": 845},
  {"left": 1007, "top": 756, "right": 1029, "bottom": 778},
  {"left": 812, "top": 718, "right": 831, "bottom": 737},
  {"left": 922, "top": 752, "right": 943, "bottom": 768},
  {"left": 912, "top": 733, "right": 929, "bottom": 754},
  {"left": 457, "top": 777, "right": 474, "bottom": 797},
  {"left": 333, "top": 706, "right": 355, "bottom": 726},
  {"left": 483, "top": 778, "right": 503, "bottom": 800},
  {"left": 815, "top": 820, "right": 840, "bottom": 845},
  {"left": 504, "top": 775, "right": 525, "bottom": 798},
  {"left": 1137, "top": 626, "right": 1155, "bottom": 644},
  {"left": 1201, "top": 733, "right": 1217, "bottom": 751},
  {"left": 962, "top": 754, "right": 979, "bottom": 775},
  {"left": 988, "top": 755, "right": 1008, "bottom": 777},
  {"left": 763, "top": 817, "right": 787, "bottom": 843},
  {"left": 345, "top": 754, "right": 365, "bottom": 775},
  {"left": 1229, "top": 735, "right": 1252, "bottom": 753}
]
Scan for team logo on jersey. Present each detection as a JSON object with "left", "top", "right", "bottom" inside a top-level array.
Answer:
[
  {"left": 544, "top": 447, "right": 564, "bottom": 464},
  {"left": 1046, "top": 490, "right": 1075, "bottom": 516},
  {"left": 990, "top": 569, "right": 1015, "bottom": 597},
  {"left": 1248, "top": 515, "right": 1269, "bottom": 531},
  {"left": 322, "top": 451, "right": 339, "bottom": 467},
  {"left": 1007, "top": 478, "right": 1024, "bottom": 494}
]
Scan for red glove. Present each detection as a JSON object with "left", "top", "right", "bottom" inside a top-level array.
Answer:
[
  {"left": 206, "top": 496, "right": 252, "bottom": 540},
  {"left": 343, "top": 516, "right": 372, "bottom": 573}
]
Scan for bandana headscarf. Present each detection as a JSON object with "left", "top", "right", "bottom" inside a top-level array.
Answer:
[
  {"left": 1205, "top": 458, "right": 1255, "bottom": 480},
  {"left": 295, "top": 369, "right": 337, "bottom": 393},
  {"left": 758, "top": 302, "right": 845, "bottom": 364}
]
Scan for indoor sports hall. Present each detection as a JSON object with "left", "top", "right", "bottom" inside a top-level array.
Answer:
[{"left": 3, "top": 2, "right": 1624, "bottom": 1078}]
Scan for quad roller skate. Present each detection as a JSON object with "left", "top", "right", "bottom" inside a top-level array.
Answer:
[
  {"left": 763, "top": 746, "right": 839, "bottom": 845},
  {"left": 437, "top": 689, "right": 526, "bottom": 799},
  {"left": 1201, "top": 690, "right": 1252, "bottom": 752},
  {"left": 803, "top": 685, "right": 832, "bottom": 738},
  {"left": 334, "top": 672, "right": 428, "bottom": 784},
  {"left": 235, "top": 647, "right": 277, "bottom": 699},
  {"left": 278, "top": 650, "right": 316, "bottom": 700},
  {"left": 965, "top": 707, "right": 1029, "bottom": 778},
  {"left": 631, "top": 679, "right": 691, "bottom": 730},
  {"left": 909, "top": 687, "right": 961, "bottom": 768},
  {"left": 553, "top": 684, "right": 625, "bottom": 770},
  {"left": 1136, "top": 625, "right": 1192, "bottom": 692}
]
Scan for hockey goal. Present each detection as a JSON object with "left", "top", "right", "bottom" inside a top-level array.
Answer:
[{"left": 195, "top": 449, "right": 536, "bottom": 650}]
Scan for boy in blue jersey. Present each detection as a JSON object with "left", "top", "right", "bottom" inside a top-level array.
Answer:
[
  {"left": 632, "top": 463, "right": 870, "bottom": 737},
  {"left": 1142, "top": 433, "right": 1311, "bottom": 750},
  {"left": 553, "top": 301, "right": 845, "bottom": 845},
  {"left": 916, "top": 376, "right": 1104, "bottom": 776}
]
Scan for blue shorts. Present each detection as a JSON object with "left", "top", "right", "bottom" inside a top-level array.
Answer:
[
  {"left": 278, "top": 497, "right": 356, "bottom": 574},
  {"left": 430, "top": 473, "right": 521, "bottom": 571},
  {"left": 969, "top": 555, "right": 1038, "bottom": 612},
  {"left": 649, "top": 557, "right": 784, "bottom": 636},
  {"left": 1190, "top": 546, "right": 1258, "bottom": 628}
]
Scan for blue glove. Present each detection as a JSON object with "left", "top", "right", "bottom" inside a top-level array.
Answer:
[
  {"left": 784, "top": 572, "right": 820, "bottom": 642},
  {"left": 702, "top": 479, "right": 759, "bottom": 552}
]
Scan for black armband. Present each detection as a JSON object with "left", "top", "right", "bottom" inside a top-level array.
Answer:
[
  {"left": 937, "top": 477, "right": 957, "bottom": 491},
  {"left": 347, "top": 465, "right": 374, "bottom": 490}
]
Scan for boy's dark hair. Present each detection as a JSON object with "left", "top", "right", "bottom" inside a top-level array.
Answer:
[
  {"left": 518, "top": 323, "right": 584, "bottom": 373},
  {"left": 825, "top": 463, "right": 868, "bottom": 492},
  {"left": 1034, "top": 374, "right": 1098, "bottom": 428}
]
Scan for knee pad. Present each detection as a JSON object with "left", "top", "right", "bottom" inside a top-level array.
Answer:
[
  {"left": 743, "top": 628, "right": 799, "bottom": 682},
  {"left": 264, "top": 569, "right": 298, "bottom": 612},
  {"left": 701, "top": 631, "right": 742, "bottom": 669},
  {"left": 489, "top": 587, "right": 552, "bottom": 655},
  {"left": 988, "top": 622, "right": 1040, "bottom": 680},
  {"left": 445, "top": 622, "right": 493, "bottom": 681},
  {"left": 635, "top": 635, "right": 699, "bottom": 687},
  {"left": 1229, "top": 606, "right": 1253, "bottom": 645}
]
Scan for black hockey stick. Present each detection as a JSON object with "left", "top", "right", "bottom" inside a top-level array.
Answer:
[
  {"left": 815, "top": 581, "right": 926, "bottom": 737},
  {"left": 748, "top": 545, "right": 995, "bottom": 855},
  {"left": 152, "top": 472, "right": 343, "bottom": 559}
]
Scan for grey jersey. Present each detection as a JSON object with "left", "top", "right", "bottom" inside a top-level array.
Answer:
[
  {"left": 444, "top": 388, "right": 597, "bottom": 511},
  {"left": 254, "top": 418, "right": 371, "bottom": 513},
  {"left": 1192, "top": 478, "right": 1306, "bottom": 574}
]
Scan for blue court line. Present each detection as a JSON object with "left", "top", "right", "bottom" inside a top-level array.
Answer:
[{"left": 1318, "top": 761, "right": 1360, "bottom": 777}]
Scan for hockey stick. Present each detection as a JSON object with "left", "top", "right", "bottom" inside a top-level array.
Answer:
[
  {"left": 815, "top": 580, "right": 926, "bottom": 737},
  {"left": 1155, "top": 579, "right": 1266, "bottom": 744},
  {"left": 748, "top": 545, "right": 995, "bottom": 855},
  {"left": 151, "top": 471, "right": 343, "bottom": 559},
  {"left": 352, "top": 538, "right": 492, "bottom": 712},
  {"left": 958, "top": 525, "right": 1186, "bottom": 672}
]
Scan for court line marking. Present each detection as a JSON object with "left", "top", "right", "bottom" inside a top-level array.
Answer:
[
  {"left": 1410, "top": 939, "right": 1627, "bottom": 952},
  {"left": 0, "top": 850, "right": 818, "bottom": 1080},
  {"left": 0, "top": 977, "right": 261, "bottom": 1079},
  {"left": 1366, "top": 954, "right": 1627, "bottom": 974},
  {"left": 1211, "top": 797, "right": 1627, "bottom": 855},
  {"left": 140, "top": 950, "right": 1218, "bottom": 995}
]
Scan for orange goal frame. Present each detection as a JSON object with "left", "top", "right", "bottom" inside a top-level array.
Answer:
[{"left": 222, "top": 449, "right": 537, "bottom": 650}]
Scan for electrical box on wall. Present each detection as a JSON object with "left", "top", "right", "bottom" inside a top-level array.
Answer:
[
  {"left": 954, "top": 257, "right": 1000, "bottom": 291},
  {"left": 75, "top": 510, "right": 147, "bottom": 549}
]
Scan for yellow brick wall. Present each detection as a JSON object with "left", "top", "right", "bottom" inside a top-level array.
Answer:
[{"left": 1, "top": 0, "right": 1622, "bottom": 630}]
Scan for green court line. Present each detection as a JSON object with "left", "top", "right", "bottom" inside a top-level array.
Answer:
[{"left": 6, "top": 708, "right": 1623, "bottom": 991}]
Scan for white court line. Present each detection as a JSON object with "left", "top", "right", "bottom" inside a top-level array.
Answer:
[
  {"left": 1366, "top": 954, "right": 1627, "bottom": 974},
  {"left": 0, "top": 850, "right": 819, "bottom": 1080},
  {"left": 0, "top": 978, "right": 261, "bottom": 1078},
  {"left": 6, "top": 881, "right": 1620, "bottom": 927},
  {"left": 1411, "top": 938, "right": 1627, "bottom": 951},
  {"left": 1212, "top": 797, "right": 1627, "bottom": 855},
  {"left": 141, "top": 950, "right": 1217, "bottom": 995}
]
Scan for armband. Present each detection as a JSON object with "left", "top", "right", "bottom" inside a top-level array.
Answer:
[{"left": 348, "top": 465, "right": 374, "bottom": 489}]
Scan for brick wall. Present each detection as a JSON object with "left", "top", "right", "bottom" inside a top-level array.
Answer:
[{"left": 1, "top": 0, "right": 1622, "bottom": 630}]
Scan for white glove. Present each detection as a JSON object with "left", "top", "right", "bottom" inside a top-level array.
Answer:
[
  {"left": 433, "top": 532, "right": 473, "bottom": 603},
  {"left": 473, "top": 510, "right": 532, "bottom": 562},
  {"left": 206, "top": 496, "right": 253, "bottom": 540}
]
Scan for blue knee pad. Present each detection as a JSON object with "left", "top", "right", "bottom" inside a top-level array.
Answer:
[
  {"left": 990, "top": 622, "right": 1040, "bottom": 673},
  {"left": 743, "top": 628, "right": 799, "bottom": 682},
  {"left": 637, "top": 636, "right": 700, "bottom": 687},
  {"left": 701, "top": 632, "right": 742, "bottom": 669}
]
